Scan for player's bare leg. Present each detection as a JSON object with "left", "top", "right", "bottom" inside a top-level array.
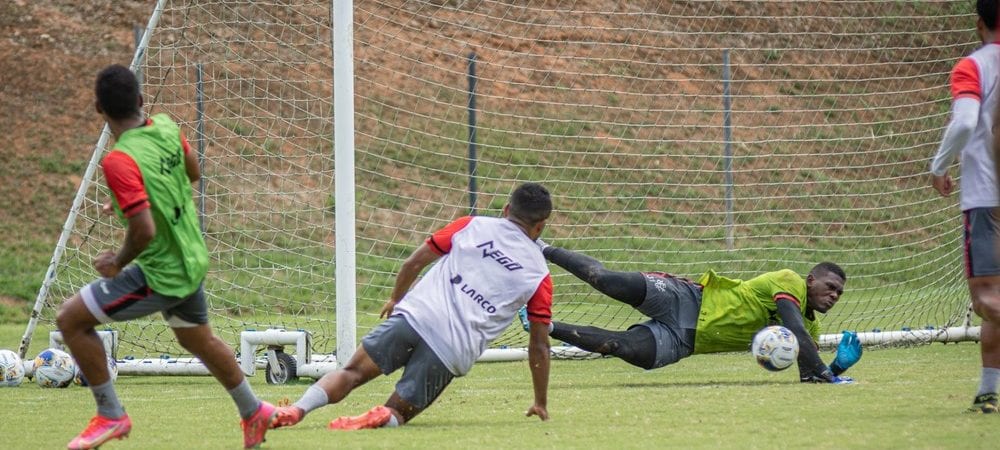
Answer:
[
  {"left": 967, "top": 276, "right": 1000, "bottom": 413},
  {"left": 173, "top": 324, "right": 275, "bottom": 448},
  {"left": 58, "top": 295, "right": 132, "bottom": 450},
  {"left": 315, "top": 345, "right": 383, "bottom": 402},
  {"left": 272, "top": 345, "right": 382, "bottom": 429},
  {"left": 174, "top": 324, "right": 246, "bottom": 388},
  {"left": 57, "top": 295, "right": 113, "bottom": 388},
  {"left": 385, "top": 391, "right": 423, "bottom": 424}
]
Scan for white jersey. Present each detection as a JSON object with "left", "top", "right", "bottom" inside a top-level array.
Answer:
[
  {"left": 393, "top": 216, "right": 552, "bottom": 376},
  {"left": 931, "top": 42, "right": 1000, "bottom": 211}
]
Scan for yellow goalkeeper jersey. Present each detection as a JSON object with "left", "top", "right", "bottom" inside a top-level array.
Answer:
[{"left": 692, "top": 269, "right": 821, "bottom": 354}]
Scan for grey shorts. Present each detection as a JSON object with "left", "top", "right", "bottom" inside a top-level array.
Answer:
[
  {"left": 79, "top": 265, "right": 208, "bottom": 328},
  {"left": 964, "top": 208, "right": 1000, "bottom": 278},
  {"left": 633, "top": 273, "right": 702, "bottom": 368},
  {"left": 362, "top": 315, "right": 454, "bottom": 409}
]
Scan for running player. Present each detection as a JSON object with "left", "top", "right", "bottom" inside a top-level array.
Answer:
[
  {"left": 56, "top": 64, "right": 276, "bottom": 449},
  {"left": 269, "top": 183, "right": 554, "bottom": 430}
]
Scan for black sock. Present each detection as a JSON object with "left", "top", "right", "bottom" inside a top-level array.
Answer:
[
  {"left": 545, "top": 247, "right": 647, "bottom": 307},
  {"left": 551, "top": 322, "right": 656, "bottom": 369}
]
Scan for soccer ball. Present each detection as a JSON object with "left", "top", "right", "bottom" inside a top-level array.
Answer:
[
  {"left": 751, "top": 325, "right": 799, "bottom": 372},
  {"left": 0, "top": 349, "right": 25, "bottom": 387},
  {"left": 33, "top": 348, "right": 76, "bottom": 388},
  {"left": 74, "top": 355, "right": 118, "bottom": 386}
]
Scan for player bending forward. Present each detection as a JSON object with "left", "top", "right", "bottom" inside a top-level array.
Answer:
[
  {"left": 521, "top": 243, "right": 861, "bottom": 383},
  {"left": 269, "top": 183, "right": 554, "bottom": 431}
]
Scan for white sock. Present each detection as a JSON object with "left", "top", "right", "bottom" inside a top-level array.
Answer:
[
  {"left": 978, "top": 367, "right": 1000, "bottom": 396},
  {"left": 293, "top": 384, "right": 330, "bottom": 414}
]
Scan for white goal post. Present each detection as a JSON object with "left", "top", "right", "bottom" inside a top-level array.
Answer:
[{"left": 20, "top": 1, "right": 982, "bottom": 378}]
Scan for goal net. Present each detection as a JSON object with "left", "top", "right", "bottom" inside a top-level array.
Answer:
[{"left": 23, "top": 1, "right": 979, "bottom": 367}]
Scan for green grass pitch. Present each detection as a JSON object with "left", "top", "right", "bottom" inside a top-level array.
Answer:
[{"left": 0, "top": 324, "right": 995, "bottom": 449}]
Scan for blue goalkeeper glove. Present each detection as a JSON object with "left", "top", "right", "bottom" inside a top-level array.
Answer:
[
  {"left": 830, "top": 331, "right": 862, "bottom": 375},
  {"left": 831, "top": 375, "right": 854, "bottom": 384},
  {"left": 800, "top": 368, "right": 854, "bottom": 384}
]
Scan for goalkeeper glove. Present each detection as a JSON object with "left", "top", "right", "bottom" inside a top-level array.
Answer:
[
  {"left": 517, "top": 305, "right": 530, "bottom": 332},
  {"left": 830, "top": 331, "right": 862, "bottom": 375},
  {"left": 801, "top": 368, "right": 854, "bottom": 384}
]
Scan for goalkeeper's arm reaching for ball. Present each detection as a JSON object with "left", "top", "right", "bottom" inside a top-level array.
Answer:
[{"left": 775, "top": 299, "right": 861, "bottom": 384}]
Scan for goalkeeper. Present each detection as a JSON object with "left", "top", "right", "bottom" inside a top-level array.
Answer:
[{"left": 521, "top": 243, "right": 860, "bottom": 383}]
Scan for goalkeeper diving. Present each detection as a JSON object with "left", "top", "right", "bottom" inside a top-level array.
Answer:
[{"left": 520, "top": 242, "right": 862, "bottom": 383}]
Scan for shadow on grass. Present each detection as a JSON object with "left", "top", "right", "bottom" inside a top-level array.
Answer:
[
  {"left": 619, "top": 380, "right": 793, "bottom": 388},
  {"left": 550, "top": 379, "right": 794, "bottom": 389}
]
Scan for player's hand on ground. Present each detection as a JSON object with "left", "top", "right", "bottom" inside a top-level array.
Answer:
[
  {"left": 931, "top": 174, "right": 953, "bottom": 196},
  {"left": 93, "top": 251, "right": 121, "bottom": 278},
  {"left": 379, "top": 299, "right": 399, "bottom": 318},
  {"left": 831, "top": 331, "right": 862, "bottom": 374},
  {"left": 525, "top": 404, "right": 549, "bottom": 421}
]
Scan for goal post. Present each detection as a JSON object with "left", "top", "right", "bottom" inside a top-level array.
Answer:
[{"left": 21, "top": 1, "right": 982, "bottom": 375}]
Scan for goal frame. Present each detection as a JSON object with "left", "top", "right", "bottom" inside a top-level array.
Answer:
[{"left": 18, "top": 1, "right": 983, "bottom": 379}]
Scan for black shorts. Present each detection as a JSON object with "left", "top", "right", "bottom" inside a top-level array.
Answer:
[{"left": 633, "top": 273, "right": 702, "bottom": 368}]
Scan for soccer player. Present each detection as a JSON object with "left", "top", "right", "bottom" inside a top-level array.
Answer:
[
  {"left": 521, "top": 243, "right": 861, "bottom": 383},
  {"left": 55, "top": 64, "right": 276, "bottom": 449},
  {"left": 269, "top": 183, "right": 554, "bottom": 431},
  {"left": 930, "top": 0, "right": 1000, "bottom": 414}
]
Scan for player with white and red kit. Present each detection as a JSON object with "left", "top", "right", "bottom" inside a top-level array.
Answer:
[
  {"left": 269, "top": 182, "right": 554, "bottom": 430},
  {"left": 929, "top": 0, "right": 1000, "bottom": 414}
]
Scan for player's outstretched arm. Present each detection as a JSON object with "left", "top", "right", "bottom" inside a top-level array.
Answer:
[
  {"left": 525, "top": 320, "right": 550, "bottom": 421},
  {"left": 774, "top": 299, "right": 851, "bottom": 384},
  {"left": 381, "top": 243, "right": 440, "bottom": 318}
]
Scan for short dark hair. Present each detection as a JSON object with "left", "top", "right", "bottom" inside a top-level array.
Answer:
[
  {"left": 508, "top": 182, "right": 552, "bottom": 226},
  {"left": 811, "top": 261, "right": 846, "bottom": 282},
  {"left": 979, "top": 0, "right": 998, "bottom": 30},
  {"left": 95, "top": 64, "right": 140, "bottom": 120}
]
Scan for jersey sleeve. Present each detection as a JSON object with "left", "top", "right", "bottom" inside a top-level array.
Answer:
[
  {"left": 425, "top": 216, "right": 474, "bottom": 255},
  {"left": 102, "top": 150, "right": 150, "bottom": 218},
  {"left": 762, "top": 269, "right": 804, "bottom": 307},
  {"left": 773, "top": 292, "right": 800, "bottom": 308},
  {"left": 525, "top": 274, "right": 553, "bottom": 325},
  {"left": 181, "top": 133, "right": 192, "bottom": 155},
  {"left": 951, "top": 57, "right": 980, "bottom": 101}
]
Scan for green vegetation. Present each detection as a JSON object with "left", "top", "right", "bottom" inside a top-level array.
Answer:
[{"left": 0, "top": 238, "right": 52, "bottom": 322}]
